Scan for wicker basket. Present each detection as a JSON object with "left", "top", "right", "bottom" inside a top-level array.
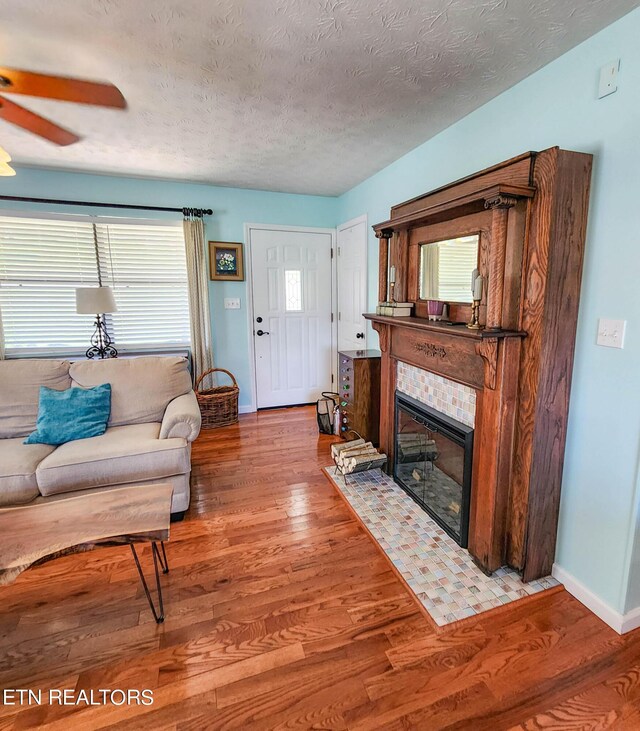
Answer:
[{"left": 195, "top": 368, "right": 239, "bottom": 429}]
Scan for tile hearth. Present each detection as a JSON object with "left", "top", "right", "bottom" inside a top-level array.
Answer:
[{"left": 325, "top": 466, "right": 559, "bottom": 626}]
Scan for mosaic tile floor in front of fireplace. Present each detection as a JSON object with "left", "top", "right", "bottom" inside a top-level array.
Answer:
[{"left": 325, "top": 466, "right": 559, "bottom": 626}]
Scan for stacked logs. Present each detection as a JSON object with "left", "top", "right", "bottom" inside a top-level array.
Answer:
[
  {"left": 396, "top": 432, "right": 439, "bottom": 463},
  {"left": 331, "top": 438, "right": 387, "bottom": 475}
]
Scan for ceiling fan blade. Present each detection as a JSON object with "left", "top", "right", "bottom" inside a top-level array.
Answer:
[
  {"left": 0, "top": 67, "right": 126, "bottom": 109},
  {"left": 0, "top": 95, "right": 80, "bottom": 146}
]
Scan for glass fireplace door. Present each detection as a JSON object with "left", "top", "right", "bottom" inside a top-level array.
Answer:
[{"left": 394, "top": 394, "right": 472, "bottom": 546}]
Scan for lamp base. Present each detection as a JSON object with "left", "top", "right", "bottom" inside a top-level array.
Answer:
[{"left": 86, "top": 314, "right": 118, "bottom": 359}]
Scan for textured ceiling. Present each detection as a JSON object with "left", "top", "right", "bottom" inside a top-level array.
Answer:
[{"left": 0, "top": 0, "right": 638, "bottom": 195}]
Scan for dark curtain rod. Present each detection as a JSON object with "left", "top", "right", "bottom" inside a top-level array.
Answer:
[{"left": 0, "top": 194, "right": 212, "bottom": 217}]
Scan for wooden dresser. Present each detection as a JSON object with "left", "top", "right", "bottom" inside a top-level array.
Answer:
[{"left": 338, "top": 350, "right": 381, "bottom": 445}]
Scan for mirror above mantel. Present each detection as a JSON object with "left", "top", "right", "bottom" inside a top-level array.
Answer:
[{"left": 419, "top": 234, "right": 479, "bottom": 304}]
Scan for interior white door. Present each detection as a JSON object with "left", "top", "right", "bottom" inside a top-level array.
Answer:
[
  {"left": 337, "top": 216, "right": 368, "bottom": 352},
  {"left": 250, "top": 227, "right": 333, "bottom": 409}
]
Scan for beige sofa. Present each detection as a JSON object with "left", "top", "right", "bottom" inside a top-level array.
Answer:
[{"left": 0, "top": 356, "right": 201, "bottom": 517}]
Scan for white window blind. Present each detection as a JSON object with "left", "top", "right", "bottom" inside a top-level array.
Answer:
[
  {"left": 0, "top": 215, "right": 190, "bottom": 355},
  {"left": 0, "top": 217, "right": 98, "bottom": 352},
  {"left": 96, "top": 223, "right": 191, "bottom": 350},
  {"left": 437, "top": 236, "right": 479, "bottom": 302}
]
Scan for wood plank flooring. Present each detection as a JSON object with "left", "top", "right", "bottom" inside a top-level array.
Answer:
[{"left": 1, "top": 406, "right": 639, "bottom": 729}]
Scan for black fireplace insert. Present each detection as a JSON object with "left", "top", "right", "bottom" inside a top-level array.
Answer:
[{"left": 394, "top": 392, "right": 474, "bottom": 547}]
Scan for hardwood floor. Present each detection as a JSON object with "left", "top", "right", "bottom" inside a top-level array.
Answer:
[{"left": 1, "top": 406, "right": 639, "bottom": 729}]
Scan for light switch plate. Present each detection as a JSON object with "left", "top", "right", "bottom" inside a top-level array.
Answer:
[
  {"left": 597, "top": 318, "right": 626, "bottom": 348},
  {"left": 224, "top": 298, "right": 241, "bottom": 310},
  {"left": 598, "top": 59, "right": 620, "bottom": 99}
]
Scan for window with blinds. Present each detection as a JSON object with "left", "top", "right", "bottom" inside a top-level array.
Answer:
[
  {"left": 95, "top": 223, "right": 191, "bottom": 350},
  {"left": 437, "top": 236, "right": 479, "bottom": 302},
  {"left": 0, "top": 215, "right": 191, "bottom": 355}
]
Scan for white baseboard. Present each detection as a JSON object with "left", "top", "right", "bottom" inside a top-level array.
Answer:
[
  {"left": 238, "top": 405, "right": 255, "bottom": 414},
  {"left": 551, "top": 563, "right": 640, "bottom": 634},
  {"left": 621, "top": 604, "right": 640, "bottom": 634}
]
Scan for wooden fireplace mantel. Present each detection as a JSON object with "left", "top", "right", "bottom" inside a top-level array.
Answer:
[
  {"left": 364, "top": 314, "right": 525, "bottom": 341},
  {"left": 370, "top": 147, "right": 593, "bottom": 581},
  {"left": 364, "top": 314, "right": 525, "bottom": 391}
]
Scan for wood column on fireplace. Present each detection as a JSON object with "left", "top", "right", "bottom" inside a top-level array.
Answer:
[
  {"left": 484, "top": 194, "right": 517, "bottom": 331},
  {"left": 371, "top": 320, "right": 395, "bottom": 469},
  {"left": 376, "top": 229, "right": 392, "bottom": 303}
]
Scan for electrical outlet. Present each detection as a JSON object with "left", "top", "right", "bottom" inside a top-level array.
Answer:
[
  {"left": 596, "top": 318, "right": 626, "bottom": 349},
  {"left": 224, "top": 298, "right": 241, "bottom": 310},
  {"left": 598, "top": 59, "right": 620, "bottom": 99}
]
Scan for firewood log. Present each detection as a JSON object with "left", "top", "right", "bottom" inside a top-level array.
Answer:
[
  {"left": 341, "top": 440, "right": 373, "bottom": 453},
  {"left": 331, "top": 438, "right": 365, "bottom": 459},
  {"left": 345, "top": 453, "right": 386, "bottom": 468},
  {"left": 339, "top": 444, "right": 376, "bottom": 458},
  {"left": 336, "top": 445, "right": 377, "bottom": 466},
  {"left": 397, "top": 434, "right": 436, "bottom": 447},
  {"left": 342, "top": 453, "right": 387, "bottom": 473},
  {"left": 335, "top": 442, "right": 373, "bottom": 463}
]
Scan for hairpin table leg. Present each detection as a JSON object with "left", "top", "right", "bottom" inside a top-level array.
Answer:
[
  {"left": 155, "top": 541, "right": 169, "bottom": 574},
  {"left": 130, "top": 542, "right": 166, "bottom": 624}
]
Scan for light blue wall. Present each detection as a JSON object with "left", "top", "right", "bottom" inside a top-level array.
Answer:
[
  {"left": 0, "top": 169, "right": 338, "bottom": 408},
  {"left": 337, "top": 8, "right": 640, "bottom": 614}
]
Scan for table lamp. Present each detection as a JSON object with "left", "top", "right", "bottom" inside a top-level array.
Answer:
[{"left": 75, "top": 286, "right": 118, "bottom": 359}]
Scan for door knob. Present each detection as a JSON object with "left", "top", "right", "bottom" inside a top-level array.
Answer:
[
  {"left": 256, "top": 329, "right": 269, "bottom": 336},
  {"left": 356, "top": 332, "right": 364, "bottom": 339}
]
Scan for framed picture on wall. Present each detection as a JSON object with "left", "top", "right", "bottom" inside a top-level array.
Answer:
[{"left": 209, "top": 241, "right": 244, "bottom": 281}]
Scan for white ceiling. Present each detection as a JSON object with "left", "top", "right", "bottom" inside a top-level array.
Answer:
[{"left": 1, "top": 0, "right": 638, "bottom": 195}]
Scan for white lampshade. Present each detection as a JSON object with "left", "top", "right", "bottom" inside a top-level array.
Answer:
[
  {"left": 0, "top": 146, "right": 15, "bottom": 176},
  {"left": 75, "top": 286, "right": 118, "bottom": 314}
]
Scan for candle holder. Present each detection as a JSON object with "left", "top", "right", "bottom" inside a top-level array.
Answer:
[
  {"left": 467, "top": 299, "right": 482, "bottom": 330},
  {"left": 389, "top": 280, "right": 396, "bottom": 304}
]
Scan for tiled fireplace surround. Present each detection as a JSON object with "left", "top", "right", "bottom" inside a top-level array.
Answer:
[
  {"left": 326, "top": 359, "right": 558, "bottom": 626},
  {"left": 396, "top": 361, "right": 476, "bottom": 429}
]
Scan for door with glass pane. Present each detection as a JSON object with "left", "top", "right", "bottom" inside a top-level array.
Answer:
[{"left": 250, "top": 227, "right": 333, "bottom": 409}]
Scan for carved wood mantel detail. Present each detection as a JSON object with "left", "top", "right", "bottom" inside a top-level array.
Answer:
[
  {"left": 368, "top": 147, "right": 593, "bottom": 581},
  {"left": 371, "top": 320, "right": 390, "bottom": 353},
  {"left": 484, "top": 193, "right": 519, "bottom": 210},
  {"left": 414, "top": 342, "right": 446, "bottom": 359},
  {"left": 475, "top": 338, "right": 499, "bottom": 390}
]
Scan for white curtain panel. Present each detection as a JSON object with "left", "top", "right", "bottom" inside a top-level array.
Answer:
[
  {"left": 183, "top": 218, "right": 215, "bottom": 389},
  {"left": 0, "top": 306, "right": 5, "bottom": 360},
  {"left": 422, "top": 244, "right": 440, "bottom": 300}
]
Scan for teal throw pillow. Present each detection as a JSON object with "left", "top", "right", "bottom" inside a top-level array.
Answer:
[{"left": 24, "top": 383, "right": 112, "bottom": 446}]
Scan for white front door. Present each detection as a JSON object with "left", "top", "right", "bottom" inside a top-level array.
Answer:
[
  {"left": 250, "top": 227, "right": 334, "bottom": 409},
  {"left": 337, "top": 216, "right": 368, "bottom": 352}
]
